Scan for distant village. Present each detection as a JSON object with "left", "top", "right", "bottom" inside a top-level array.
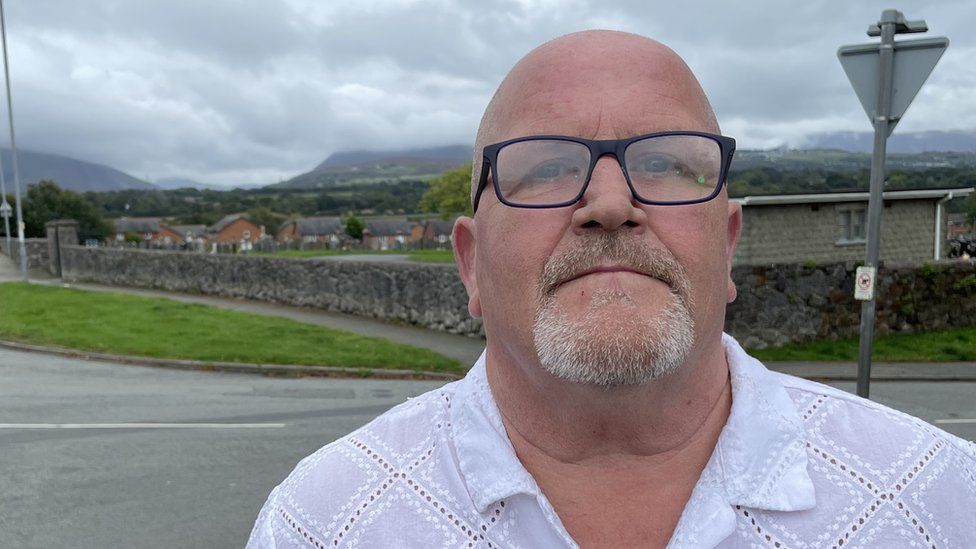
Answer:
[
  {"left": 110, "top": 214, "right": 456, "bottom": 253},
  {"left": 107, "top": 185, "right": 976, "bottom": 265}
]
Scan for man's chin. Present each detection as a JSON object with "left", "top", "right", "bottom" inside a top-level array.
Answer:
[
  {"left": 531, "top": 296, "right": 696, "bottom": 388},
  {"left": 553, "top": 289, "right": 675, "bottom": 325}
]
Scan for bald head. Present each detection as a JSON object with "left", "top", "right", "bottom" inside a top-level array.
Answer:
[{"left": 472, "top": 30, "right": 719, "bottom": 205}]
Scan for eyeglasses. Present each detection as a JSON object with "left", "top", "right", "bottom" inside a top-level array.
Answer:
[{"left": 472, "top": 131, "right": 736, "bottom": 213}]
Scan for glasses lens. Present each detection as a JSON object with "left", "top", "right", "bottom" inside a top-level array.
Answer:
[
  {"left": 495, "top": 140, "right": 591, "bottom": 206},
  {"left": 624, "top": 135, "right": 722, "bottom": 203}
]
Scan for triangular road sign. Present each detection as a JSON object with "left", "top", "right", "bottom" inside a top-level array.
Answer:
[{"left": 838, "top": 36, "right": 948, "bottom": 134}]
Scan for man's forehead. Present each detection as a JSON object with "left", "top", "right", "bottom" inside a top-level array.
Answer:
[
  {"left": 491, "top": 83, "right": 711, "bottom": 141},
  {"left": 484, "top": 32, "right": 717, "bottom": 142}
]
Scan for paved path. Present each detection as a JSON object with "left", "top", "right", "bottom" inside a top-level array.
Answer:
[{"left": 0, "top": 250, "right": 25, "bottom": 282}]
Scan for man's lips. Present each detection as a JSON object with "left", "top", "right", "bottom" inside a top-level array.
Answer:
[{"left": 559, "top": 265, "right": 653, "bottom": 286}]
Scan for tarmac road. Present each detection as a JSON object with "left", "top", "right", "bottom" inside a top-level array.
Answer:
[
  {"left": 1, "top": 347, "right": 974, "bottom": 549},
  {"left": 0, "top": 348, "right": 445, "bottom": 549}
]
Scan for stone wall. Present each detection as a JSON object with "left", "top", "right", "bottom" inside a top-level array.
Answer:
[
  {"left": 1, "top": 238, "right": 50, "bottom": 272},
  {"left": 59, "top": 246, "right": 481, "bottom": 335},
  {"left": 728, "top": 260, "right": 976, "bottom": 348},
  {"left": 58, "top": 245, "right": 976, "bottom": 348},
  {"left": 735, "top": 199, "right": 940, "bottom": 266}
]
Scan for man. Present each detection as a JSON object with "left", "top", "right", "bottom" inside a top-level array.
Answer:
[{"left": 248, "top": 31, "right": 975, "bottom": 548}]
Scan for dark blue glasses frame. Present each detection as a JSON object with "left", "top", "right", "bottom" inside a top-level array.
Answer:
[{"left": 472, "top": 130, "right": 736, "bottom": 213}]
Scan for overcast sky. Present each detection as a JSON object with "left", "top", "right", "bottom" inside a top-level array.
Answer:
[{"left": 3, "top": 0, "right": 975, "bottom": 186}]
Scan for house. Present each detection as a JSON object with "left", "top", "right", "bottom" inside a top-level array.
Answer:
[
  {"left": 362, "top": 219, "right": 419, "bottom": 250},
  {"left": 206, "top": 214, "right": 263, "bottom": 244},
  {"left": 168, "top": 224, "right": 208, "bottom": 243},
  {"left": 947, "top": 212, "right": 975, "bottom": 237},
  {"left": 421, "top": 219, "right": 455, "bottom": 247},
  {"left": 276, "top": 216, "right": 346, "bottom": 244},
  {"left": 732, "top": 187, "right": 974, "bottom": 266},
  {"left": 113, "top": 217, "right": 182, "bottom": 244}
]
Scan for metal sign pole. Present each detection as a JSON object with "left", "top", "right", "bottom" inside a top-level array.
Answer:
[
  {"left": 839, "top": 10, "right": 946, "bottom": 399},
  {"left": 855, "top": 11, "right": 898, "bottom": 399}
]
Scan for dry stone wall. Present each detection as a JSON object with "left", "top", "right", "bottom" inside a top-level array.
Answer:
[
  {"left": 1, "top": 238, "right": 50, "bottom": 272},
  {"left": 59, "top": 245, "right": 976, "bottom": 348},
  {"left": 727, "top": 261, "right": 976, "bottom": 348}
]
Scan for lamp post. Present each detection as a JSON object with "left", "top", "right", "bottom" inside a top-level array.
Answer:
[{"left": 0, "top": 0, "right": 26, "bottom": 280}]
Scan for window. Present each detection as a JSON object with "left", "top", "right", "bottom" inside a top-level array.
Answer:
[
  {"left": 837, "top": 206, "right": 866, "bottom": 244},
  {"left": 243, "top": 229, "right": 251, "bottom": 240}
]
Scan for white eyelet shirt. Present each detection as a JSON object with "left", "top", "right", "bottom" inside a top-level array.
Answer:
[{"left": 247, "top": 334, "right": 976, "bottom": 548}]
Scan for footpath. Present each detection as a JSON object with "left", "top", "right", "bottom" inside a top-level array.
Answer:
[{"left": 1, "top": 252, "right": 974, "bottom": 382}]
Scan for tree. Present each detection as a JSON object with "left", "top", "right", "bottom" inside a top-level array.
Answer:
[
  {"left": 22, "top": 180, "right": 112, "bottom": 239},
  {"left": 419, "top": 163, "right": 473, "bottom": 220},
  {"left": 246, "top": 206, "right": 286, "bottom": 237},
  {"left": 344, "top": 214, "right": 365, "bottom": 240}
]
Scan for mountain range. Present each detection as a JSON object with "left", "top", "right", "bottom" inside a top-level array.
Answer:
[
  {"left": 802, "top": 130, "right": 976, "bottom": 154},
  {"left": 271, "top": 145, "right": 472, "bottom": 189},
  {"left": 1, "top": 148, "right": 152, "bottom": 193}
]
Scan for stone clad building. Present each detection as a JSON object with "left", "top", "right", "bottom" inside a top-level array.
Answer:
[{"left": 733, "top": 188, "right": 973, "bottom": 266}]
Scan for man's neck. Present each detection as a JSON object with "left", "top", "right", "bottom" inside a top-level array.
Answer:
[
  {"left": 485, "top": 337, "right": 732, "bottom": 463},
  {"left": 484, "top": 338, "right": 732, "bottom": 547}
]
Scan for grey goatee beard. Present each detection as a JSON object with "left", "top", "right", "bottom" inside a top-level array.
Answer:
[{"left": 532, "top": 233, "right": 695, "bottom": 387}]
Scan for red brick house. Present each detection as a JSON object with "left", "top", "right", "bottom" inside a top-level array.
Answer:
[
  {"left": 276, "top": 216, "right": 347, "bottom": 244},
  {"left": 421, "top": 219, "right": 455, "bottom": 247},
  {"left": 206, "top": 214, "right": 263, "bottom": 244},
  {"left": 362, "top": 219, "right": 419, "bottom": 250},
  {"left": 113, "top": 217, "right": 182, "bottom": 244}
]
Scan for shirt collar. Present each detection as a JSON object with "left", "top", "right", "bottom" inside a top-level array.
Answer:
[
  {"left": 711, "top": 332, "right": 815, "bottom": 511},
  {"left": 451, "top": 335, "right": 816, "bottom": 515},
  {"left": 451, "top": 351, "right": 541, "bottom": 512}
]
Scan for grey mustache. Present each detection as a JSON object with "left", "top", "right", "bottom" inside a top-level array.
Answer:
[{"left": 539, "top": 234, "right": 690, "bottom": 298}]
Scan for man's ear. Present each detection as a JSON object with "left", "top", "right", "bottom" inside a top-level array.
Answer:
[
  {"left": 452, "top": 216, "right": 482, "bottom": 318},
  {"left": 725, "top": 201, "right": 743, "bottom": 304}
]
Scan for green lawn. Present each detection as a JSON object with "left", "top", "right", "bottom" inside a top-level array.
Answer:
[
  {"left": 749, "top": 327, "right": 976, "bottom": 362},
  {"left": 257, "top": 249, "right": 456, "bottom": 263},
  {"left": 0, "top": 283, "right": 462, "bottom": 374}
]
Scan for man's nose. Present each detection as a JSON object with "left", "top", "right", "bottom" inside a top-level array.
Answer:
[{"left": 571, "top": 155, "right": 647, "bottom": 233}]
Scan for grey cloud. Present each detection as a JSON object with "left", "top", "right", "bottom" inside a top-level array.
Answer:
[{"left": 2, "top": 0, "right": 973, "bottom": 186}]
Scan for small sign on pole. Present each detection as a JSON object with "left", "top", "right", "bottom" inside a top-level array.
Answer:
[{"left": 854, "top": 266, "right": 876, "bottom": 301}]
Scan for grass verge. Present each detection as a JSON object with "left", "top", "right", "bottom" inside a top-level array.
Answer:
[
  {"left": 0, "top": 283, "right": 463, "bottom": 373},
  {"left": 749, "top": 327, "right": 976, "bottom": 362},
  {"left": 255, "top": 249, "right": 455, "bottom": 263}
]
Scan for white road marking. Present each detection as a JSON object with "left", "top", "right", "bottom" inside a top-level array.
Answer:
[
  {"left": 0, "top": 423, "right": 286, "bottom": 429},
  {"left": 933, "top": 418, "right": 976, "bottom": 425}
]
